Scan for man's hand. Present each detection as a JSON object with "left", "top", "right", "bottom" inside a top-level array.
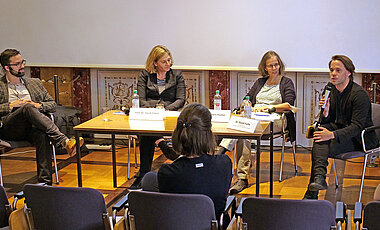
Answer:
[
  {"left": 24, "top": 100, "right": 42, "bottom": 109},
  {"left": 9, "top": 100, "right": 42, "bottom": 110},
  {"left": 313, "top": 126, "right": 334, "bottom": 142},
  {"left": 319, "top": 96, "right": 330, "bottom": 117},
  {"left": 9, "top": 99, "right": 26, "bottom": 110}
]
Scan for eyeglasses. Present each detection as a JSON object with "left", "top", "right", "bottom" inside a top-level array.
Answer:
[
  {"left": 9, "top": 59, "right": 26, "bottom": 67},
  {"left": 266, "top": 63, "right": 280, "bottom": 69}
]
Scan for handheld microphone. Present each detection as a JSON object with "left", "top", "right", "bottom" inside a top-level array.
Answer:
[{"left": 321, "top": 82, "right": 333, "bottom": 109}]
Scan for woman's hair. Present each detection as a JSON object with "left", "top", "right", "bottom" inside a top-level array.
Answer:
[
  {"left": 172, "top": 103, "right": 216, "bottom": 157},
  {"left": 258, "top": 50, "right": 286, "bottom": 77},
  {"left": 145, "top": 45, "right": 173, "bottom": 74}
]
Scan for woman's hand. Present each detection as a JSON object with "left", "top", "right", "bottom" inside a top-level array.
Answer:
[{"left": 313, "top": 126, "right": 334, "bottom": 142}]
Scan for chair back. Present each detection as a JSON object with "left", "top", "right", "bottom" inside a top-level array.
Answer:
[
  {"left": 23, "top": 184, "right": 110, "bottom": 230},
  {"left": 128, "top": 191, "right": 217, "bottom": 230},
  {"left": 0, "top": 185, "right": 10, "bottom": 228},
  {"left": 371, "top": 103, "right": 380, "bottom": 138},
  {"left": 363, "top": 200, "right": 380, "bottom": 230},
  {"left": 242, "top": 197, "right": 335, "bottom": 230}
]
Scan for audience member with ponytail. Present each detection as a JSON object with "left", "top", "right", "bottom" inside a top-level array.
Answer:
[{"left": 141, "top": 103, "right": 232, "bottom": 219}]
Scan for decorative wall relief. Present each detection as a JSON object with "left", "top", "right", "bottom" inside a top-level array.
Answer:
[
  {"left": 237, "top": 72, "right": 261, "bottom": 103},
  {"left": 302, "top": 74, "right": 330, "bottom": 134},
  {"left": 97, "top": 70, "right": 139, "bottom": 114},
  {"left": 182, "top": 71, "right": 200, "bottom": 105},
  {"left": 209, "top": 71, "right": 230, "bottom": 110},
  {"left": 363, "top": 73, "right": 380, "bottom": 104},
  {"left": 73, "top": 68, "right": 92, "bottom": 121}
]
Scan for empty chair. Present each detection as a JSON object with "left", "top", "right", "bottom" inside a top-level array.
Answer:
[
  {"left": 127, "top": 190, "right": 219, "bottom": 230},
  {"left": 241, "top": 197, "right": 338, "bottom": 230},
  {"left": 330, "top": 103, "right": 380, "bottom": 202},
  {"left": 23, "top": 184, "right": 111, "bottom": 230}
]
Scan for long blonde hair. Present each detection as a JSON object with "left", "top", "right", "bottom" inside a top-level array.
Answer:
[{"left": 145, "top": 45, "right": 173, "bottom": 74}]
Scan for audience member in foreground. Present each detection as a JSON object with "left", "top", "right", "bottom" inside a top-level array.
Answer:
[{"left": 141, "top": 103, "right": 233, "bottom": 219}]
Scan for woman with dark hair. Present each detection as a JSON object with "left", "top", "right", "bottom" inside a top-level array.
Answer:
[
  {"left": 130, "top": 45, "right": 186, "bottom": 189},
  {"left": 141, "top": 103, "right": 232, "bottom": 219}
]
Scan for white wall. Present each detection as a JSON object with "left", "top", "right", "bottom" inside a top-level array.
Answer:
[{"left": 1, "top": 0, "right": 379, "bottom": 72}]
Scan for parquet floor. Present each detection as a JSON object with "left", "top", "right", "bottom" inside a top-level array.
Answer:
[{"left": 1, "top": 142, "right": 379, "bottom": 227}]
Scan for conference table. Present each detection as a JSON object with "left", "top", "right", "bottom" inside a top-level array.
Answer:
[{"left": 74, "top": 111, "right": 275, "bottom": 197}]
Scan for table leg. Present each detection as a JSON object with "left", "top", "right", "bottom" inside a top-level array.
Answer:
[
  {"left": 270, "top": 121, "right": 274, "bottom": 197},
  {"left": 75, "top": 131, "right": 82, "bottom": 187},
  {"left": 128, "top": 136, "right": 131, "bottom": 179},
  {"left": 112, "top": 134, "right": 117, "bottom": 187},
  {"left": 256, "top": 138, "right": 261, "bottom": 197}
]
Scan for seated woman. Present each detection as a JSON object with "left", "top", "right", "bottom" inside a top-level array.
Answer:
[
  {"left": 218, "top": 50, "right": 296, "bottom": 194},
  {"left": 130, "top": 45, "right": 186, "bottom": 189},
  {"left": 141, "top": 103, "right": 233, "bottom": 220}
]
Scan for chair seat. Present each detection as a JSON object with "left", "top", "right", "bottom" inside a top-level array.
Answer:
[{"left": 332, "top": 151, "right": 366, "bottom": 160}]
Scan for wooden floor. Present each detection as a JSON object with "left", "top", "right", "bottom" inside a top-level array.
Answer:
[{"left": 1, "top": 142, "right": 379, "bottom": 226}]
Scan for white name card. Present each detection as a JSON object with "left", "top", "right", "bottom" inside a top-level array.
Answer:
[
  {"left": 227, "top": 116, "right": 259, "bottom": 133},
  {"left": 129, "top": 108, "right": 164, "bottom": 120},
  {"left": 210, "top": 110, "right": 231, "bottom": 123}
]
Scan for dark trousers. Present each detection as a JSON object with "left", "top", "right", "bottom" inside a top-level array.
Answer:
[
  {"left": 138, "top": 135, "right": 162, "bottom": 176},
  {"left": 1, "top": 104, "right": 66, "bottom": 183},
  {"left": 310, "top": 125, "right": 361, "bottom": 183}
]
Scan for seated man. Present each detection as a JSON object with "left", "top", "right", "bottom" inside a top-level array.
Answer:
[
  {"left": 303, "top": 55, "right": 378, "bottom": 199},
  {"left": 0, "top": 49, "right": 84, "bottom": 185}
]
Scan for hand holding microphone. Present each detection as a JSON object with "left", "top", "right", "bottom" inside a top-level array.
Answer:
[{"left": 320, "top": 82, "right": 333, "bottom": 118}]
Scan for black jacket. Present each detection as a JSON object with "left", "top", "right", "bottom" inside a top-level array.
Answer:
[
  {"left": 137, "top": 69, "right": 186, "bottom": 111},
  {"left": 321, "top": 80, "right": 378, "bottom": 150}
]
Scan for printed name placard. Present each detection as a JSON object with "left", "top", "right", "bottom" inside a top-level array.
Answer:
[
  {"left": 210, "top": 110, "right": 231, "bottom": 123},
  {"left": 129, "top": 108, "right": 164, "bottom": 120},
  {"left": 227, "top": 116, "right": 259, "bottom": 133}
]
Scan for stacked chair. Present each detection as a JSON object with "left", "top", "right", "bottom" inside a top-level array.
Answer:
[
  {"left": 232, "top": 197, "right": 346, "bottom": 230},
  {"left": 112, "top": 190, "right": 236, "bottom": 230}
]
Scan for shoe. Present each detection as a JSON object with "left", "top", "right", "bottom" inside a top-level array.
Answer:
[
  {"left": 229, "top": 179, "right": 248, "bottom": 195},
  {"left": 302, "top": 189, "right": 319, "bottom": 200},
  {"left": 65, "top": 137, "right": 84, "bottom": 157},
  {"left": 0, "top": 139, "right": 11, "bottom": 148},
  {"left": 129, "top": 176, "right": 143, "bottom": 190},
  {"left": 158, "top": 141, "right": 179, "bottom": 161},
  {"left": 308, "top": 175, "right": 328, "bottom": 191}
]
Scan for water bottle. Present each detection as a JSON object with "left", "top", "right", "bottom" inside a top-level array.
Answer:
[
  {"left": 214, "top": 90, "right": 222, "bottom": 110},
  {"left": 242, "top": 96, "right": 252, "bottom": 118},
  {"left": 132, "top": 90, "right": 139, "bottom": 108}
]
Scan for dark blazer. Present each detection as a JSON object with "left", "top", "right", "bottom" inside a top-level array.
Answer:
[
  {"left": 246, "top": 76, "right": 297, "bottom": 141},
  {"left": 321, "top": 80, "right": 378, "bottom": 150},
  {"left": 137, "top": 69, "right": 186, "bottom": 111},
  {"left": 0, "top": 76, "right": 56, "bottom": 121}
]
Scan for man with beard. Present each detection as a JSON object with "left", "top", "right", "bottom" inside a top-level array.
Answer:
[{"left": 0, "top": 49, "right": 84, "bottom": 185}]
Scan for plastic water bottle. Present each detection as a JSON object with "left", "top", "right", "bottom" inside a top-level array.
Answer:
[
  {"left": 214, "top": 90, "right": 222, "bottom": 110},
  {"left": 242, "top": 96, "right": 252, "bottom": 118},
  {"left": 132, "top": 90, "right": 139, "bottom": 108}
]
